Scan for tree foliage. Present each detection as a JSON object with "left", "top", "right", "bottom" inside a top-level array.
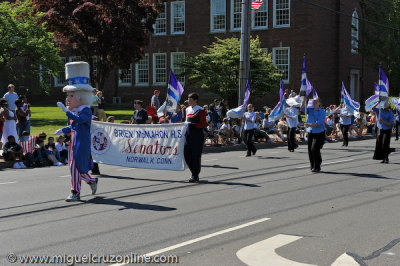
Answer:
[
  {"left": 181, "top": 37, "right": 281, "bottom": 104},
  {"left": 33, "top": 0, "right": 164, "bottom": 92},
  {"left": 359, "top": 0, "right": 400, "bottom": 95},
  {"left": 0, "top": 0, "right": 62, "bottom": 93}
]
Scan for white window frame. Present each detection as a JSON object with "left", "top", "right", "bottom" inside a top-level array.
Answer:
[
  {"left": 230, "top": 0, "right": 242, "bottom": 31},
  {"left": 54, "top": 57, "right": 67, "bottom": 87},
  {"left": 135, "top": 54, "right": 149, "bottom": 86},
  {"left": 252, "top": 0, "right": 268, "bottom": 30},
  {"left": 171, "top": 52, "right": 185, "bottom": 84},
  {"left": 273, "top": 0, "right": 290, "bottom": 28},
  {"left": 171, "top": 1, "right": 185, "bottom": 35},
  {"left": 118, "top": 64, "right": 132, "bottom": 87},
  {"left": 272, "top": 47, "right": 290, "bottom": 83},
  {"left": 210, "top": 0, "right": 226, "bottom": 33},
  {"left": 69, "top": 56, "right": 81, "bottom": 62},
  {"left": 154, "top": 2, "right": 167, "bottom": 35},
  {"left": 153, "top": 53, "right": 167, "bottom": 85},
  {"left": 351, "top": 10, "right": 359, "bottom": 54}
]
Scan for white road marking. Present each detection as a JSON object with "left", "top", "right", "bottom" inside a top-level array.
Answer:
[
  {"left": 0, "top": 181, "right": 17, "bottom": 185},
  {"left": 59, "top": 175, "right": 70, "bottom": 178},
  {"left": 296, "top": 159, "right": 355, "bottom": 169},
  {"left": 111, "top": 217, "right": 270, "bottom": 266},
  {"left": 331, "top": 253, "right": 359, "bottom": 266},
  {"left": 237, "top": 234, "right": 316, "bottom": 266},
  {"left": 269, "top": 151, "right": 280, "bottom": 154},
  {"left": 204, "top": 159, "right": 219, "bottom": 162}
]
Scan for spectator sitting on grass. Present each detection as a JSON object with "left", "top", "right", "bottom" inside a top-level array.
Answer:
[
  {"left": 219, "top": 118, "right": 233, "bottom": 144},
  {"left": 262, "top": 114, "right": 284, "bottom": 141},
  {"left": 46, "top": 136, "right": 62, "bottom": 162},
  {"left": 3, "top": 135, "right": 26, "bottom": 169},
  {"left": 55, "top": 135, "right": 68, "bottom": 164},
  {"left": 34, "top": 139, "right": 63, "bottom": 166},
  {"left": 106, "top": 116, "right": 115, "bottom": 123}
]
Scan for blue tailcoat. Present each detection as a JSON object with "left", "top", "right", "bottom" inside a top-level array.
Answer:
[{"left": 61, "top": 107, "right": 93, "bottom": 174}]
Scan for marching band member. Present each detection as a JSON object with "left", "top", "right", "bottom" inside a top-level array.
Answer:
[
  {"left": 372, "top": 99, "right": 394, "bottom": 163},
  {"left": 184, "top": 93, "right": 207, "bottom": 183}
]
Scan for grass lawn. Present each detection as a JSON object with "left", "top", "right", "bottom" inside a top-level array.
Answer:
[{"left": 30, "top": 105, "right": 133, "bottom": 139}]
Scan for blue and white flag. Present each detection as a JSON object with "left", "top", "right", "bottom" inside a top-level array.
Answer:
[
  {"left": 299, "top": 56, "right": 307, "bottom": 96},
  {"left": 157, "top": 71, "right": 184, "bottom": 117},
  {"left": 377, "top": 66, "right": 389, "bottom": 98},
  {"left": 391, "top": 97, "right": 400, "bottom": 111},
  {"left": 307, "top": 85, "right": 318, "bottom": 108},
  {"left": 269, "top": 80, "right": 286, "bottom": 121},
  {"left": 341, "top": 82, "right": 360, "bottom": 113},
  {"left": 365, "top": 83, "right": 380, "bottom": 112},
  {"left": 227, "top": 81, "right": 251, "bottom": 119}
]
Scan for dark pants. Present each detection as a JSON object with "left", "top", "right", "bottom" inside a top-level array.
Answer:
[
  {"left": 340, "top": 124, "right": 350, "bottom": 145},
  {"left": 308, "top": 131, "right": 325, "bottom": 170},
  {"left": 287, "top": 127, "right": 297, "bottom": 150},
  {"left": 373, "top": 129, "right": 391, "bottom": 160},
  {"left": 396, "top": 121, "right": 400, "bottom": 139},
  {"left": 184, "top": 127, "right": 205, "bottom": 178},
  {"left": 244, "top": 129, "right": 256, "bottom": 155}
]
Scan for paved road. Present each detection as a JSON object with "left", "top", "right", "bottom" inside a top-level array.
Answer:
[{"left": 1, "top": 138, "right": 400, "bottom": 266}]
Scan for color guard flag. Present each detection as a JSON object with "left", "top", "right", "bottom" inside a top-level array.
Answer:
[
  {"left": 377, "top": 66, "right": 389, "bottom": 98},
  {"left": 269, "top": 80, "right": 286, "bottom": 121},
  {"left": 365, "top": 83, "right": 380, "bottom": 111},
  {"left": 299, "top": 56, "right": 308, "bottom": 96},
  {"left": 227, "top": 81, "right": 251, "bottom": 119},
  {"left": 341, "top": 82, "right": 360, "bottom": 113},
  {"left": 158, "top": 71, "right": 184, "bottom": 117},
  {"left": 251, "top": 0, "right": 264, "bottom": 10}
]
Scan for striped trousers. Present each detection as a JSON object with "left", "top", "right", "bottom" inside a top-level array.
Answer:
[{"left": 69, "top": 131, "right": 95, "bottom": 195}]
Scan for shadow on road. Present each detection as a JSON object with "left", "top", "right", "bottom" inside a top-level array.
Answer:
[
  {"left": 322, "top": 171, "right": 393, "bottom": 179},
  {"left": 86, "top": 196, "right": 176, "bottom": 211},
  {"left": 202, "top": 164, "right": 239, "bottom": 170}
]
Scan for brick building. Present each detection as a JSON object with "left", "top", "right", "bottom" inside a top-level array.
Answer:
[{"left": 35, "top": 1, "right": 378, "bottom": 108}]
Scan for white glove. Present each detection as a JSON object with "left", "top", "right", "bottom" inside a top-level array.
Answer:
[
  {"left": 54, "top": 129, "right": 63, "bottom": 135},
  {"left": 57, "top": 102, "right": 68, "bottom": 113}
]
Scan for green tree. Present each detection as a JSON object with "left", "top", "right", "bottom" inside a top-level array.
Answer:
[
  {"left": 0, "top": 0, "right": 62, "bottom": 93},
  {"left": 33, "top": 0, "right": 163, "bottom": 92},
  {"left": 181, "top": 37, "right": 281, "bottom": 104},
  {"left": 359, "top": 0, "right": 400, "bottom": 95}
]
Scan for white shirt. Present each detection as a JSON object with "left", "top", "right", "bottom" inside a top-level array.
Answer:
[
  {"left": 220, "top": 123, "right": 231, "bottom": 131},
  {"left": 23, "top": 103, "right": 30, "bottom": 120},
  {"left": 55, "top": 142, "right": 67, "bottom": 152},
  {"left": 243, "top": 111, "right": 256, "bottom": 130},
  {"left": 285, "top": 107, "right": 298, "bottom": 128}
]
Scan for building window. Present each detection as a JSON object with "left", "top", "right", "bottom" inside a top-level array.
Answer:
[
  {"left": 154, "top": 3, "right": 167, "bottom": 35},
  {"left": 211, "top": 0, "right": 226, "bottom": 32},
  {"left": 171, "top": 52, "right": 185, "bottom": 84},
  {"left": 135, "top": 54, "right": 149, "bottom": 86},
  {"left": 231, "top": 0, "right": 242, "bottom": 30},
  {"left": 54, "top": 57, "right": 67, "bottom": 87},
  {"left": 69, "top": 56, "right": 81, "bottom": 62},
  {"left": 273, "top": 0, "right": 290, "bottom": 28},
  {"left": 153, "top": 53, "right": 167, "bottom": 85},
  {"left": 351, "top": 10, "right": 359, "bottom": 54},
  {"left": 171, "top": 1, "right": 185, "bottom": 34},
  {"left": 252, "top": 0, "right": 268, "bottom": 29},
  {"left": 272, "top": 47, "right": 290, "bottom": 83},
  {"left": 119, "top": 64, "right": 132, "bottom": 86}
]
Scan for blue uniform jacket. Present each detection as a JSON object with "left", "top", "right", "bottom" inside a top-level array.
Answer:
[{"left": 61, "top": 106, "right": 93, "bottom": 174}]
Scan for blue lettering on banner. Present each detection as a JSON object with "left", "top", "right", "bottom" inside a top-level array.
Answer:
[
  {"left": 136, "top": 130, "right": 169, "bottom": 139},
  {"left": 114, "top": 129, "right": 135, "bottom": 138},
  {"left": 157, "top": 158, "right": 172, "bottom": 164},
  {"left": 126, "top": 156, "right": 172, "bottom": 165}
]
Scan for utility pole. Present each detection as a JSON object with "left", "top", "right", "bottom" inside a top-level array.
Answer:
[{"left": 238, "top": 0, "right": 251, "bottom": 105}]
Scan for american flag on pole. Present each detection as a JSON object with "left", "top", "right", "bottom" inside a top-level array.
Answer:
[{"left": 251, "top": 0, "right": 264, "bottom": 11}]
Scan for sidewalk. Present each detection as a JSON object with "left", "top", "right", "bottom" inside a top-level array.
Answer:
[{"left": 0, "top": 134, "right": 377, "bottom": 170}]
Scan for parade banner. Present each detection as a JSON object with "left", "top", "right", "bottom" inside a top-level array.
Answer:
[{"left": 90, "top": 121, "right": 188, "bottom": 171}]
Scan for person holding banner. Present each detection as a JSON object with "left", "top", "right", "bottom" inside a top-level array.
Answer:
[
  {"left": 184, "top": 93, "right": 207, "bottom": 183},
  {"left": 242, "top": 104, "right": 257, "bottom": 157},
  {"left": 301, "top": 97, "right": 326, "bottom": 172},
  {"left": 372, "top": 99, "right": 394, "bottom": 163},
  {"left": 334, "top": 104, "right": 352, "bottom": 147},
  {"left": 55, "top": 62, "right": 98, "bottom": 202}
]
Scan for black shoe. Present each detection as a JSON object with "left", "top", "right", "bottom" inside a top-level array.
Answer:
[
  {"left": 342, "top": 143, "right": 345, "bottom": 146},
  {"left": 380, "top": 160, "right": 385, "bottom": 164},
  {"left": 384, "top": 158, "right": 389, "bottom": 164},
  {"left": 396, "top": 138, "right": 399, "bottom": 141},
  {"left": 313, "top": 168, "right": 321, "bottom": 173},
  {"left": 245, "top": 153, "right": 251, "bottom": 157},
  {"left": 252, "top": 149, "right": 257, "bottom": 155},
  {"left": 188, "top": 176, "right": 199, "bottom": 183},
  {"left": 91, "top": 171, "right": 101, "bottom": 175}
]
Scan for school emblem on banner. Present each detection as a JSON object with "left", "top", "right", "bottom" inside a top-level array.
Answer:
[{"left": 91, "top": 128, "right": 111, "bottom": 155}]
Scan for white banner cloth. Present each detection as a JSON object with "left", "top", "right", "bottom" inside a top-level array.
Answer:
[{"left": 90, "top": 121, "right": 188, "bottom": 171}]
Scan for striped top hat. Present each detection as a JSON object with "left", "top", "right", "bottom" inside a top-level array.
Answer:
[{"left": 63, "top": 62, "right": 94, "bottom": 92}]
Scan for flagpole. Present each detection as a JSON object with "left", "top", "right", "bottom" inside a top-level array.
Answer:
[
  {"left": 378, "top": 65, "right": 381, "bottom": 137},
  {"left": 238, "top": 0, "right": 251, "bottom": 106}
]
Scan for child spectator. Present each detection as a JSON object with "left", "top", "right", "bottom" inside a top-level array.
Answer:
[
  {"left": 34, "top": 139, "right": 63, "bottom": 166},
  {"left": 219, "top": 118, "right": 233, "bottom": 144},
  {"left": 3, "top": 135, "right": 26, "bottom": 169},
  {"left": 97, "top": 91, "right": 106, "bottom": 122},
  {"left": 46, "top": 136, "right": 62, "bottom": 162},
  {"left": 15, "top": 99, "right": 30, "bottom": 141},
  {"left": 55, "top": 135, "right": 68, "bottom": 164}
]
